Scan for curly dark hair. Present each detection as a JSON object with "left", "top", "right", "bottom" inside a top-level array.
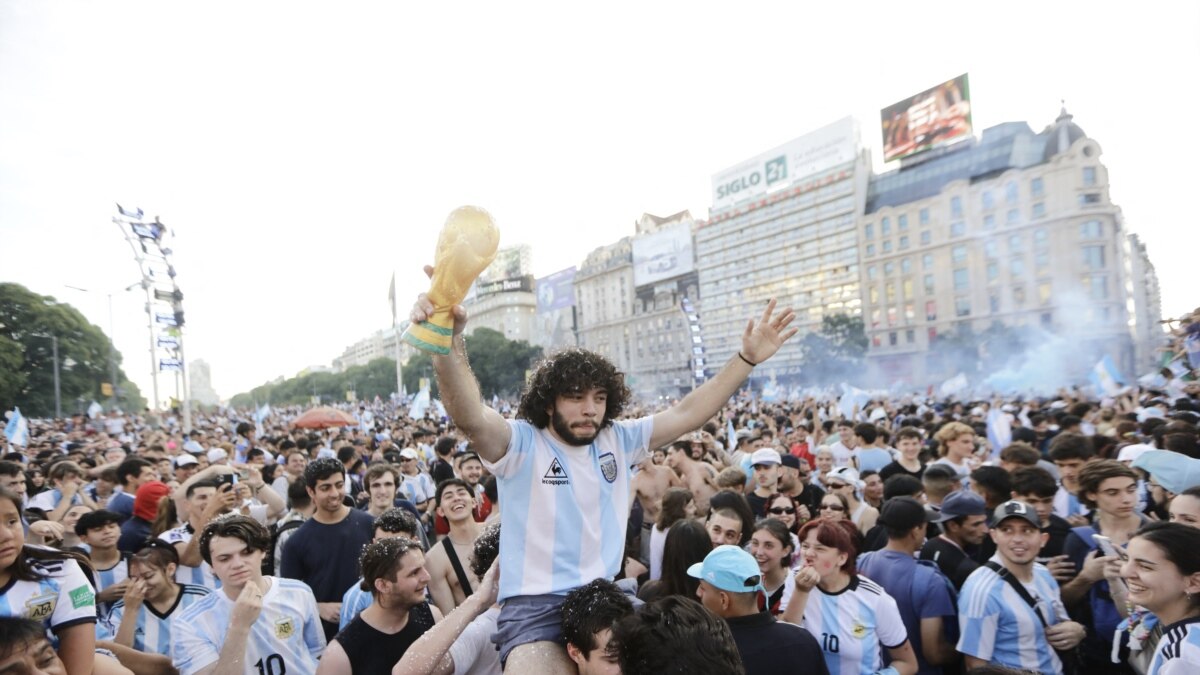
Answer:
[
  {"left": 469, "top": 522, "right": 501, "bottom": 579},
  {"left": 517, "top": 348, "right": 631, "bottom": 429}
]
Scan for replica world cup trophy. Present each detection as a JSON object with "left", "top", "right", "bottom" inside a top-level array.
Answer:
[{"left": 401, "top": 205, "right": 500, "bottom": 354}]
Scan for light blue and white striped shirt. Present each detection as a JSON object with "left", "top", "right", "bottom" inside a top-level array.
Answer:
[
  {"left": 338, "top": 579, "right": 372, "bottom": 630},
  {"left": 172, "top": 577, "right": 325, "bottom": 675},
  {"left": 800, "top": 574, "right": 908, "bottom": 675},
  {"left": 1147, "top": 616, "right": 1200, "bottom": 675},
  {"left": 485, "top": 417, "right": 652, "bottom": 602},
  {"left": 0, "top": 556, "right": 96, "bottom": 646},
  {"left": 104, "top": 584, "right": 210, "bottom": 655},
  {"left": 158, "top": 525, "right": 221, "bottom": 590},
  {"left": 957, "top": 558, "right": 1067, "bottom": 674}
]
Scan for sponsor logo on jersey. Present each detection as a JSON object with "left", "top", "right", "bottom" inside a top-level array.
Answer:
[
  {"left": 542, "top": 458, "right": 569, "bottom": 486},
  {"left": 599, "top": 453, "right": 617, "bottom": 483},
  {"left": 69, "top": 585, "right": 95, "bottom": 609}
]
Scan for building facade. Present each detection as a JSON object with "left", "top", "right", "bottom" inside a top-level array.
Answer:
[
  {"left": 860, "top": 108, "right": 1156, "bottom": 384},
  {"left": 1127, "top": 233, "right": 1164, "bottom": 370},
  {"left": 574, "top": 237, "right": 635, "bottom": 375},
  {"left": 332, "top": 324, "right": 417, "bottom": 373},
  {"left": 462, "top": 276, "right": 538, "bottom": 343},
  {"left": 698, "top": 118, "right": 869, "bottom": 385}
]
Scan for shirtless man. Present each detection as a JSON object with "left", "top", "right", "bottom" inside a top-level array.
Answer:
[
  {"left": 633, "top": 454, "right": 683, "bottom": 562},
  {"left": 665, "top": 439, "right": 718, "bottom": 517},
  {"left": 424, "top": 478, "right": 482, "bottom": 616}
]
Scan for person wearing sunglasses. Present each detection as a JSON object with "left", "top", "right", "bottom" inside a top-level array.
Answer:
[
  {"left": 818, "top": 493, "right": 851, "bottom": 522},
  {"left": 764, "top": 493, "right": 802, "bottom": 567},
  {"left": 826, "top": 467, "right": 879, "bottom": 536}
]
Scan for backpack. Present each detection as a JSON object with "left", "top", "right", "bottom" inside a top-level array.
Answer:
[{"left": 261, "top": 518, "right": 305, "bottom": 575}]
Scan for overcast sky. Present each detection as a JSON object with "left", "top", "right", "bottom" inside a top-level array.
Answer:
[{"left": 2, "top": 1, "right": 1197, "bottom": 404}]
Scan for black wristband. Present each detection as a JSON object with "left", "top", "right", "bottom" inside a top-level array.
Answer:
[{"left": 737, "top": 352, "right": 757, "bottom": 367}]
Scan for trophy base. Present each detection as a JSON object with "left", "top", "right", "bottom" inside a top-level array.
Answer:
[{"left": 401, "top": 318, "right": 454, "bottom": 355}]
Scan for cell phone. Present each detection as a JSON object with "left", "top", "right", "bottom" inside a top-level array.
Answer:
[
  {"left": 218, "top": 473, "right": 237, "bottom": 489},
  {"left": 1092, "top": 534, "right": 1127, "bottom": 561}
]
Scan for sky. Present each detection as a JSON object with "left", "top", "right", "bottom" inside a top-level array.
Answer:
[{"left": 2, "top": 1, "right": 1197, "bottom": 404}]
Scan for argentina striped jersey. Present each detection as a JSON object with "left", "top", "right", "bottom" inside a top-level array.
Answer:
[
  {"left": 957, "top": 558, "right": 1067, "bottom": 674},
  {"left": 104, "top": 584, "right": 210, "bottom": 655},
  {"left": 0, "top": 556, "right": 96, "bottom": 645},
  {"left": 1147, "top": 616, "right": 1200, "bottom": 675},
  {"left": 800, "top": 574, "right": 908, "bottom": 675},
  {"left": 485, "top": 417, "right": 652, "bottom": 602},
  {"left": 158, "top": 525, "right": 221, "bottom": 590}
]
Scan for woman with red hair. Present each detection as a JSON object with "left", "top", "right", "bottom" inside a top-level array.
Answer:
[{"left": 781, "top": 518, "right": 918, "bottom": 675}]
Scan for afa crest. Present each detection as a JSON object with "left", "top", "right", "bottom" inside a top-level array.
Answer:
[
  {"left": 599, "top": 453, "right": 617, "bottom": 483},
  {"left": 274, "top": 617, "right": 296, "bottom": 640},
  {"left": 25, "top": 593, "right": 56, "bottom": 621},
  {"left": 851, "top": 622, "right": 868, "bottom": 639}
]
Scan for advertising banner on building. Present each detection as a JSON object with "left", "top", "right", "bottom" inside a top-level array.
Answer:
[
  {"left": 880, "top": 73, "right": 972, "bottom": 163},
  {"left": 710, "top": 117, "right": 859, "bottom": 212},
  {"left": 632, "top": 222, "right": 695, "bottom": 287},
  {"left": 536, "top": 267, "right": 576, "bottom": 313},
  {"left": 475, "top": 274, "right": 534, "bottom": 298}
]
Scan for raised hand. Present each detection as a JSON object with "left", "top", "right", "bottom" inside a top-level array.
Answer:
[{"left": 741, "top": 298, "right": 799, "bottom": 365}]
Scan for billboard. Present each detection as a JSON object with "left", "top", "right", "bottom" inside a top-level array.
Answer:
[
  {"left": 479, "top": 245, "right": 530, "bottom": 284},
  {"left": 710, "top": 117, "right": 859, "bottom": 211},
  {"left": 881, "top": 73, "right": 972, "bottom": 163},
  {"left": 632, "top": 222, "right": 694, "bottom": 287},
  {"left": 475, "top": 274, "right": 534, "bottom": 298},
  {"left": 537, "top": 267, "right": 576, "bottom": 313}
]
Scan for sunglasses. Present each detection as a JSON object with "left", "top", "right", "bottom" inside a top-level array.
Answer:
[
  {"left": 827, "top": 482, "right": 850, "bottom": 490},
  {"left": 768, "top": 506, "right": 796, "bottom": 515},
  {"left": 820, "top": 504, "right": 846, "bottom": 512}
]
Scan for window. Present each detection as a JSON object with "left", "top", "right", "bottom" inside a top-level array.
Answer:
[
  {"left": 889, "top": 332, "right": 898, "bottom": 346},
  {"left": 882, "top": 240, "right": 893, "bottom": 253},
  {"left": 923, "top": 274, "right": 934, "bottom": 295},
  {"left": 903, "top": 279, "right": 914, "bottom": 300},
  {"left": 951, "top": 196, "right": 963, "bottom": 219},
  {"left": 884, "top": 262, "right": 895, "bottom": 276},
  {"left": 899, "top": 235, "right": 909, "bottom": 250},
  {"left": 1008, "top": 233, "right": 1022, "bottom": 251},
  {"left": 1089, "top": 275, "right": 1109, "bottom": 300},
  {"left": 926, "top": 300, "right": 937, "bottom": 321},
  {"left": 1038, "top": 282, "right": 1052, "bottom": 305},
  {"left": 866, "top": 244, "right": 875, "bottom": 257},
  {"left": 886, "top": 282, "right": 896, "bottom": 303},
  {"left": 919, "top": 208, "right": 930, "bottom": 225},
  {"left": 898, "top": 214, "right": 909, "bottom": 231},
  {"left": 865, "top": 223, "right": 874, "bottom": 240},
  {"left": 1031, "top": 177, "right": 1044, "bottom": 197},
  {"left": 983, "top": 215, "right": 995, "bottom": 230},
  {"left": 922, "top": 254, "right": 933, "bottom": 270},
  {"left": 867, "top": 265, "right": 877, "bottom": 281},
  {"left": 1005, "top": 181, "right": 1018, "bottom": 205},
  {"left": 906, "top": 329, "right": 915, "bottom": 343},
  {"left": 1083, "top": 167, "right": 1097, "bottom": 187},
  {"left": 1080, "top": 193, "right": 1102, "bottom": 205},
  {"left": 1080, "top": 220, "right": 1103, "bottom": 238},
  {"left": 900, "top": 258, "right": 912, "bottom": 274},
  {"left": 953, "top": 268, "right": 969, "bottom": 291},
  {"left": 950, "top": 222, "right": 965, "bottom": 238},
  {"left": 1006, "top": 209, "right": 1019, "bottom": 225},
  {"left": 920, "top": 230, "right": 931, "bottom": 245},
  {"left": 989, "top": 293, "right": 1000, "bottom": 313},
  {"left": 982, "top": 190, "right": 995, "bottom": 210},
  {"left": 1083, "top": 245, "right": 1106, "bottom": 269},
  {"left": 1013, "top": 286, "right": 1026, "bottom": 306},
  {"left": 1034, "top": 228, "right": 1048, "bottom": 246},
  {"left": 1035, "top": 250, "right": 1050, "bottom": 275},
  {"left": 955, "top": 297, "right": 971, "bottom": 317},
  {"left": 986, "top": 261, "right": 999, "bottom": 282},
  {"left": 1032, "top": 202, "right": 1045, "bottom": 218},
  {"left": 869, "top": 286, "right": 879, "bottom": 304},
  {"left": 881, "top": 217, "right": 891, "bottom": 236},
  {"left": 1011, "top": 255, "right": 1025, "bottom": 277},
  {"left": 951, "top": 245, "right": 967, "bottom": 263}
]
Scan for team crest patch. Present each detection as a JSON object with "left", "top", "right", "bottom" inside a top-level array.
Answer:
[
  {"left": 25, "top": 593, "right": 56, "bottom": 621},
  {"left": 274, "top": 617, "right": 296, "bottom": 640},
  {"left": 851, "top": 622, "right": 868, "bottom": 639},
  {"left": 599, "top": 453, "right": 618, "bottom": 483}
]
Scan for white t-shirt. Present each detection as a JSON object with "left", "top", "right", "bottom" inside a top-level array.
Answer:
[{"left": 449, "top": 606, "right": 502, "bottom": 675}]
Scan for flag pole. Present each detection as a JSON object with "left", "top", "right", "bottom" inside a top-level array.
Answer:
[{"left": 390, "top": 272, "right": 403, "bottom": 404}]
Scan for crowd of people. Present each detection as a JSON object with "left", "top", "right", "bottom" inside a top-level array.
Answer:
[{"left": 1, "top": 294, "right": 1198, "bottom": 675}]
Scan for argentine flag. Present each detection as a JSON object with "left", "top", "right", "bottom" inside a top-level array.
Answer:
[
  {"left": 986, "top": 406, "right": 1012, "bottom": 457},
  {"left": 1090, "top": 355, "right": 1125, "bottom": 396},
  {"left": 4, "top": 408, "right": 29, "bottom": 446},
  {"left": 253, "top": 403, "right": 270, "bottom": 438}
]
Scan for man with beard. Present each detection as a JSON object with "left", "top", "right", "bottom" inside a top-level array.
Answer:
[
  {"left": 411, "top": 283, "right": 796, "bottom": 674},
  {"left": 779, "top": 454, "right": 824, "bottom": 522}
]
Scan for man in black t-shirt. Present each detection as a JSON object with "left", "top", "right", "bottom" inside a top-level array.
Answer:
[
  {"left": 1010, "top": 466, "right": 1076, "bottom": 581},
  {"left": 919, "top": 490, "right": 989, "bottom": 590}
]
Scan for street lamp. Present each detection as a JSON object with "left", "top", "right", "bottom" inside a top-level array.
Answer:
[
  {"left": 64, "top": 283, "right": 138, "bottom": 411},
  {"left": 29, "top": 334, "right": 60, "bottom": 418}
]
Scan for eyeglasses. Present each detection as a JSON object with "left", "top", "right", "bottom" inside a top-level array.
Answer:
[
  {"left": 768, "top": 506, "right": 796, "bottom": 515},
  {"left": 827, "top": 482, "right": 849, "bottom": 490},
  {"left": 820, "top": 504, "right": 846, "bottom": 512}
]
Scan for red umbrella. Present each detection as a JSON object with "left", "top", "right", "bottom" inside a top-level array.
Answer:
[{"left": 290, "top": 406, "right": 358, "bottom": 429}]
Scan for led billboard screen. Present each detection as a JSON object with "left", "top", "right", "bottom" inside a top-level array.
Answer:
[{"left": 881, "top": 73, "right": 972, "bottom": 163}]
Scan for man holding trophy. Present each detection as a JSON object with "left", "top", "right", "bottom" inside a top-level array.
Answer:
[{"left": 405, "top": 206, "right": 798, "bottom": 673}]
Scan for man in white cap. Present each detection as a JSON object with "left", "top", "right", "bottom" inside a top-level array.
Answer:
[
  {"left": 746, "top": 448, "right": 782, "bottom": 517},
  {"left": 397, "top": 447, "right": 435, "bottom": 519},
  {"left": 691, "top": 545, "right": 828, "bottom": 675},
  {"left": 826, "top": 466, "right": 878, "bottom": 533}
]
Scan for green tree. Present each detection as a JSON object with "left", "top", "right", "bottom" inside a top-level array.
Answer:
[
  {"left": 0, "top": 283, "right": 145, "bottom": 417},
  {"left": 797, "top": 313, "right": 868, "bottom": 384}
]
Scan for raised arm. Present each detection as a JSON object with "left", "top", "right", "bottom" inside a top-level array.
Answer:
[
  {"left": 650, "top": 299, "right": 796, "bottom": 449},
  {"left": 411, "top": 267, "right": 511, "bottom": 464},
  {"left": 393, "top": 563, "right": 498, "bottom": 675}
]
